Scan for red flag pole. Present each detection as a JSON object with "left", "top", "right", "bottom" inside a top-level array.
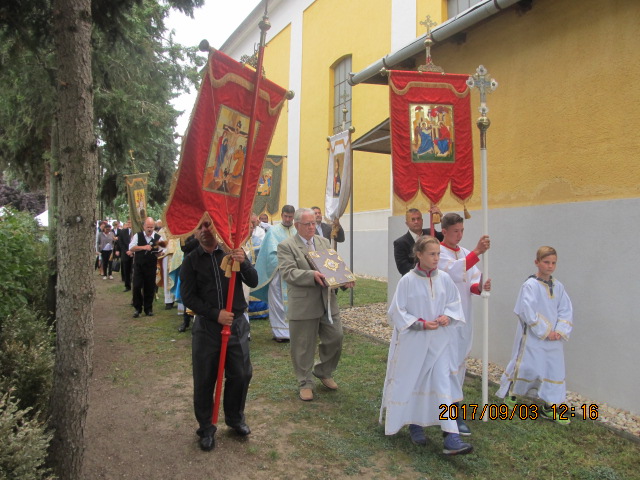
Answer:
[{"left": 212, "top": 1, "right": 271, "bottom": 426}]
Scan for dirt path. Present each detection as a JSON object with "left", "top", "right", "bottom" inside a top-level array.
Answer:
[{"left": 83, "top": 276, "right": 283, "bottom": 480}]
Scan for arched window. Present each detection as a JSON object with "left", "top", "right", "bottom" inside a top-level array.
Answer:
[{"left": 332, "top": 56, "right": 352, "bottom": 134}]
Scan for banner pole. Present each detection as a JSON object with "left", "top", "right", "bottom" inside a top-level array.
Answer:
[
  {"left": 212, "top": 1, "right": 271, "bottom": 426},
  {"left": 467, "top": 65, "right": 497, "bottom": 421}
]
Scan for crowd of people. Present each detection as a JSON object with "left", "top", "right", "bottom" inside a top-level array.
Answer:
[{"left": 95, "top": 205, "right": 573, "bottom": 457}]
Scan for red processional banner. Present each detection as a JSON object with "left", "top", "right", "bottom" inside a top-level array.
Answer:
[
  {"left": 164, "top": 49, "right": 288, "bottom": 248},
  {"left": 389, "top": 70, "right": 473, "bottom": 206}
]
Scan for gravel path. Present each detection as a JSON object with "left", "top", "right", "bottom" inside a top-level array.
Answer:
[{"left": 341, "top": 301, "right": 640, "bottom": 440}]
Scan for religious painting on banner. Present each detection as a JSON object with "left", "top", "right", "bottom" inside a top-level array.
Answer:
[
  {"left": 202, "top": 106, "right": 257, "bottom": 196},
  {"left": 389, "top": 71, "right": 473, "bottom": 207},
  {"left": 163, "top": 49, "right": 288, "bottom": 249},
  {"left": 324, "top": 130, "right": 351, "bottom": 222},
  {"left": 252, "top": 155, "right": 283, "bottom": 216},
  {"left": 124, "top": 172, "right": 149, "bottom": 234}
]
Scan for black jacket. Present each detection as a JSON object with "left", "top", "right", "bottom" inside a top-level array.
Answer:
[{"left": 393, "top": 228, "right": 443, "bottom": 275}]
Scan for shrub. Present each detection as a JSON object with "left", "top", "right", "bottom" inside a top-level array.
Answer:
[
  {"left": 0, "top": 391, "right": 54, "bottom": 480},
  {"left": 0, "top": 308, "right": 54, "bottom": 414},
  {"left": 0, "top": 208, "right": 48, "bottom": 325}
]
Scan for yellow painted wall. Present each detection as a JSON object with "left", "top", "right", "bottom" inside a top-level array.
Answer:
[
  {"left": 416, "top": 0, "right": 447, "bottom": 35},
  {"left": 394, "top": 0, "right": 640, "bottom": 214},
  {"left": 298, "top": 0, "right": 393, "bottom": 212},
  {"left": 262, "top": 24, "right": 291, "bottom": 221}
]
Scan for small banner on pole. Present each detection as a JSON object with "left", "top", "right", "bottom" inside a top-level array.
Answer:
[
  {"left": 124, "top": 172, "right": 149, "bottom": 234},
  {"left": 325, "top": 130, "right": 352, "bottom": 221},
  {"left": 388, "top": 71, "right": 473, "bottom": 207},
  {"left": 252, "top": 154, "right": 284, "bottom": 217},
  {"left": 164, "top": 49, "right": 288, "bottom": 248}
]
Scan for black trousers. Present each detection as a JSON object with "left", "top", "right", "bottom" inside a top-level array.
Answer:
[
  {"left": 100, "top": 250, "right": 113, "bottom": 276},
  {"left": 121, "top": 254, "right": 133, "bottom": 288},
  {"left": 192, "top": 315, "right": 252, "bottom": 437},
  {"left": 132, "top": 262, "right": 156, "bottom": 313}
]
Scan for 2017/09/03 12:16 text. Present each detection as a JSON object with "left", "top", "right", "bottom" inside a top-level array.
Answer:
[{"left": 439, "top": 403, "right": 600, "bottom": 421}]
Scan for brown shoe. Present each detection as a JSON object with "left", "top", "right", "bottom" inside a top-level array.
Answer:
[
  {"left": 319, "top": 377, "right": 338, "bottom": 390},
  {"left": 299, "top": 388, "right": 313, "bottom": 401}
]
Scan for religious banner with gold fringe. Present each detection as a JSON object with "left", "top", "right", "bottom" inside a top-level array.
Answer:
[
  {"left": 163, "top": 49, "right": 288, "bottom": 249},
  {"left": 325, "top": 130, "right": 351, "bottom": 223},
  {"left": 252, "top": 154, "right": 284, "bottom": 216},
  {"left": 124, "top": 172, "right": 149, "bottom": 234},
  {"left": 388, "top": 71, "right": 473, "bottom": 209}
]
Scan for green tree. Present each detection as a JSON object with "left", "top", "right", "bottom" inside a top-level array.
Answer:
[{"left": 0, "top": 0, "right": 204, "bottom": 477}]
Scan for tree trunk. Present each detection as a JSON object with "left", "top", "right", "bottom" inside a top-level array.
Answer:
[
  {"left": 48, "top": 0, "right": 97, "bottom": 478},
  {"left": 46, "top": 120, "right": 59, "bottom": 325}
]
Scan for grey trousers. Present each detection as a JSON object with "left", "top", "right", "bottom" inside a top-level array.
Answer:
[{"left": 289, "top": 313, "right": 343, "bottom": 389}]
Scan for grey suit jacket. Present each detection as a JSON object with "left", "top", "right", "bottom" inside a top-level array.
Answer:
[{"left": 277, "top": 234, "right": 339, "bottom": 320}]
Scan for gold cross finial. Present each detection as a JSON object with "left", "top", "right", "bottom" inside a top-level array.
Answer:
[
  {"left": 417, "top": 15, "right": 444, "bottom": 73},
  {"left": 419, "top": 15, "right": 437, "bottom": 35}
]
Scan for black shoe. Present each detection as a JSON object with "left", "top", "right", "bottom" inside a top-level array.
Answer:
[
  {"left": 164, "top": 303, "right": 174, "bottom": 310},
  {"left": 178, "top": 318, "right": 191, "bottom": 333},
  {"left": 230, "top": 423, "right": 251, "bottom": 436},
  {"left": 272, "top": 337, "right": 290, "bottom": 343},
  {"left": 123, "top": 287, "right": 131, "bottom": 292},
  {"left": 133, "top": 310, "right": 141, "bottom": 318},
  {"left": 145, "top": 311, "right": 154, "bottom": 317},
  {"left": 199, "top": 433, "right": 215, "bottom": 451}
]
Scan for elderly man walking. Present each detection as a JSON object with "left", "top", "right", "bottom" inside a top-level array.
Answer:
[{"left": 277, "top": 208, "right": 353, "bottom": 402}]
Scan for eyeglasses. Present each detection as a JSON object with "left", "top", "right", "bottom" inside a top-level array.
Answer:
[{"left": 298, "top": 222, "right": 315, "bottom": 227}]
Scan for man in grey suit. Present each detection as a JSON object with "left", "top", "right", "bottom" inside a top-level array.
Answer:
[{"left": 277, "top": 208, "right": 354, "bottom": 402}]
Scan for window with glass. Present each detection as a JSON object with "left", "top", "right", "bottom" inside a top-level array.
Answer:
[{"left": 332, "top": 56, "right": 352, "bottom": 134}]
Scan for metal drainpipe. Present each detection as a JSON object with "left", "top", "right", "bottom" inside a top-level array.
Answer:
[{"left": 348, "top": 0, "right": 521, "bottom": 86}]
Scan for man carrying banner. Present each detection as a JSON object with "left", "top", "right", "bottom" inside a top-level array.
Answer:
[
  {"left": 393, "top": 207, "right": 443, "bottom": 276},
  {"left": 311, "top": 206, "right": 344, "bottom": 246},
  {"left": 180, "top": 221, "right": 258, "bottom": 451},
  {"left": 253, "top": 205, "right": 296, "bottom": 342}
]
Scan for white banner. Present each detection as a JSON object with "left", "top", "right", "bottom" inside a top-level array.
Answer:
[{"left": 324, "top": 130, "right": 351, "bottom": 221}]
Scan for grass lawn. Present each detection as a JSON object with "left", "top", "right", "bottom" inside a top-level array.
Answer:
[{"left": 108, "top": 280, "right": 640, "bottom": 480}]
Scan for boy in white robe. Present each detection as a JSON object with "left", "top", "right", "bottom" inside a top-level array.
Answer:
[
  {"left": 496, "top": 246, "right": 573, "bottom": 424},
  {"left": 380, "top": 236, "right": 473, "bottom": 455},
  {"left": 438, "top": 213, "right": 491, "bottom": 435}
]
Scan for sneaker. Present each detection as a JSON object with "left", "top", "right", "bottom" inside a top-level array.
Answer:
[
  {"left": 456, "top": 418, "right": 471, "bottom": 436},
  {"left": 408, "top": 424, "right": 427, "bottom": 446},
  {"left": 541, "top": 406, "right": 571, "bottom": 425},
  {"left": 504, "top": 395, "right": 517, "bottom": 408},
  {"left": 103, "top": 276, "right": 107, "bottom": 280},
  {"left": 109, "top": 275, "right": 114, "bottom": 280},
  {"left": 443, "top": 433, "right": 473, "bottom": 455}
]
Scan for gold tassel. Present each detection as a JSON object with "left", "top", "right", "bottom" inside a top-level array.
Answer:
[
  {"left": 232, "top": 259, "right": 241, "bottom": 272},
  {"left": 432, "top": 212, "right": 441, "bottom": 224},
  {"left": 464, "top": 205, "right": 471, "bottom": 219}
]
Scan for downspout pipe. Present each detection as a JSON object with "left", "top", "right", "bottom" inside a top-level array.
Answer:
[{"left": 348, "top": 0, "right": 521, "bottom": 85}]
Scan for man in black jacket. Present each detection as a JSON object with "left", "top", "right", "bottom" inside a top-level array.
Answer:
[
  {"left": 129, "top": 217, "right": 161, "bottom": 317},
  {"left": 180, "top": 221, "right": 258, "bottom": 451},
  {"left": 393, "top": 208, "right": 444, "bottom": 275},
  {"left": 311, "top": 206, "right": 345, "bottom": 245},
  {"left": 115, "top": 220, "right": 133, "bottom": 291}
]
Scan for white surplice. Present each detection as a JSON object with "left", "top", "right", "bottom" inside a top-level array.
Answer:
[
  {"left": 380, "top": 267, "right": 465, "bottom": 435},
  {"left": 496, "top": 276, "right": 573, "bottom": 405},
  {"left": 439, "top": 244, "right": 482, "bottom": 385}
]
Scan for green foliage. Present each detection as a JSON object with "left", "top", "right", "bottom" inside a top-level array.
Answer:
[
  {"left": 0, "top": 208, "right": 48, "bottom": 322},
  {"left": 0, "top": 308, "right": 54, "bottom": 414},
  {"left": 0, "top": 0, "right": 206, "bottom": 210},
  {"left": 0, "top": 391, "right": 54, "bottom": 480}
]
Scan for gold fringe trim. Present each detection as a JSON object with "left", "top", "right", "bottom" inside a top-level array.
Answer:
[{"left": 390, "top": 79, "right": 470, "bottom": 98}]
